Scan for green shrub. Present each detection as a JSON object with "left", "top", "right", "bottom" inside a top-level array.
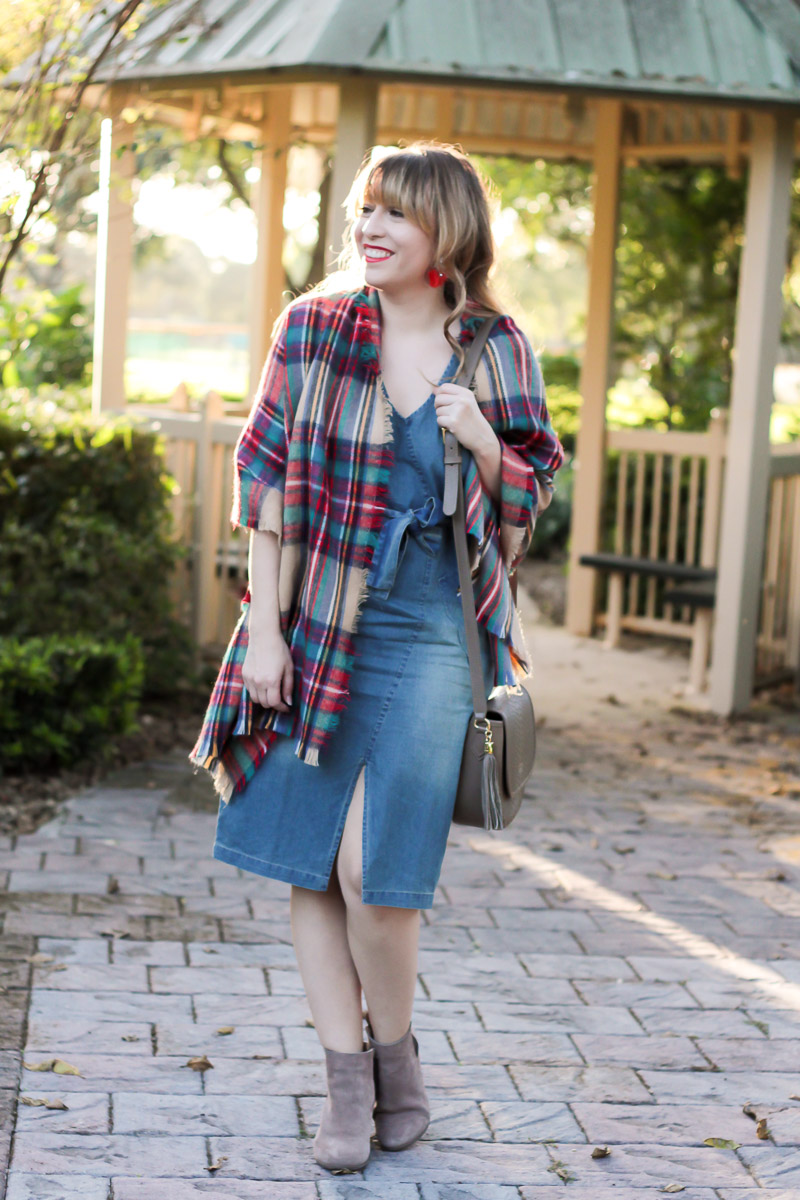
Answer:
[
  {"left": 539, "top": 354, "right": 581, "bottom": 457},
  {"left": 1, "top": 286, "right": 92, "bottom": 389},
  {"left": 0, "top": 392, "right": 194, "bottom": 699},
  {"left": 530, "top": 462, "right": 574, "bottom": 559},
  {"left": 0, "top": 633, "right": 144, "bottom": 772}
]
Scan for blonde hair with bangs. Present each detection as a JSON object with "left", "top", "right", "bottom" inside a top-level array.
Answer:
[{"left": 334, "top": 142, "right": 504, "bottom": 368}]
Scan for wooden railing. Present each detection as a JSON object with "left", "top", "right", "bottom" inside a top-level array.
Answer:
[
  {"left": 757, "top": 447, "right": 800, "bottom": 685},
  {"left": 129, "top": 390, "right": 249, "bottom": 650},
  {"left": 596, "top": 411, "right": 799, "bottom": 691},
  {"left": 599, "top": 412, "right": 727, "bottom": 676}
]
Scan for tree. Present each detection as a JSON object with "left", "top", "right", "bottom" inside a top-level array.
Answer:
[
  {"left": 0, "top": 0, "right": 203, "bottom": 296},
  {"left": 481, "top": 154, "right": 800, "bottom": 432},
  {"left": 615, "top": 163, "right": 746, "bottom": 430}
]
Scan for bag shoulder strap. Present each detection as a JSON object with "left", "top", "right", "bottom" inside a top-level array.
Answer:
[{"left": 442, "top": 315, "right": 501, "bottom": 718}]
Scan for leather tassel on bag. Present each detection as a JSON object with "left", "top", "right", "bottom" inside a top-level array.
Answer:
[{"left": 481, "top": 748, "right": 504, "bottom": 831}]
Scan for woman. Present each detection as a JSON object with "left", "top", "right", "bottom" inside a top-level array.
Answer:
[{"left": 191, "top": 142, "right": 563, "bottom": 1173}]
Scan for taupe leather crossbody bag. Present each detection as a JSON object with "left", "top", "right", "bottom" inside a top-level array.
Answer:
[{"left": 443, "top": 316, "right": 536, "bottom": 830}]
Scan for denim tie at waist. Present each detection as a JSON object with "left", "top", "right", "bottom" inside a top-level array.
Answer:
[{"left": 367, "top": 497, "right": 443, "bottom": 599}]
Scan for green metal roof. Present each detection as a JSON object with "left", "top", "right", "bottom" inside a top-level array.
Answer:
[{"left": 109, "top": 0, "right": 800, "bottom": 105}]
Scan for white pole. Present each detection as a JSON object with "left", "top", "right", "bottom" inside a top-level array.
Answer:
[
  {"left": 91, "top": 115, "right": 134, "bottom": 415},
  {"left": 709, "top": 112, "right": 795, "bottom": 714}
]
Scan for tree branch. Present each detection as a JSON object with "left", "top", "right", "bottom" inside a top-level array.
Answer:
[
  {"left": 0, "top": 0, "right": 148, "bottom": 293},
  {"left": 216, "top": 139, "right": 250, "bottom": 208}
]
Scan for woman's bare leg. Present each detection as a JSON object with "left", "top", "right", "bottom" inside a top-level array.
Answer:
[
  {"left": 336, "top": 770, "right": 421, "bottom": 1042},
  {"left": 290, "top": 873, "right": 364, "bottom": 1053}
]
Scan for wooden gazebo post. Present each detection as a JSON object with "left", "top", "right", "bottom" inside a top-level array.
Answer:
[
  {"left": 325, "top": 78, "right": 378, "bottom": 271},
  {"left": 565, "top": 99, "right": 623, "bottom": 635},
  {"left": 710, "top": 111, "right": 795, "bottom": 714},
  {"left": 91, "top": 108, "right": 134, "bottom": 415},
  {"left": 247, "top": 90, "right": 292, "bottom": 396}
]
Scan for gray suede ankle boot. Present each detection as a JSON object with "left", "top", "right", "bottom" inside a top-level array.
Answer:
[
  {"left": 368, "top": 1022, "right": 430, "bottom": 1151},
  {"left": 313, "top": 1046, "right": 375, "bottom": 1172}
]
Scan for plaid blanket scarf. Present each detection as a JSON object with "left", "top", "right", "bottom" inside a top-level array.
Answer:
[{"left": 190, "top": 287, "right": 564, "bottom": 801}]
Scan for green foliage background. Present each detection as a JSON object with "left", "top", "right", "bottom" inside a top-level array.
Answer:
[
  {"left": 0, "top": 633, "right": 144, "bottom": 770},
  {"left": 0, "top": 390, "right": 194, "bottom": 771}
]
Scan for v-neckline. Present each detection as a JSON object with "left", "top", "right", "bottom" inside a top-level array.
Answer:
[{"left": 379, "top": 349, "right": 458, "bottom": 423}]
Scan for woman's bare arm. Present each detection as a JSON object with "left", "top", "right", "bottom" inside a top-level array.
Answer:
[
  {"left": 470, "top": 422, "right": 503, "bottom": 504},
  {"left": 242, "top": 529, "right": 294, "bottom": 712}
]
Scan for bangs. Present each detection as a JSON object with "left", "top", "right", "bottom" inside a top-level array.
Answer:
[{"left": 362, "top": 154, "right": 435, "bottom": 232}]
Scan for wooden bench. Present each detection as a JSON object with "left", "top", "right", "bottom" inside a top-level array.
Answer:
[
  {"left": 661, "top": 581, "right": 717, "bottom": 609},
  {"left": 578, "top": 553, "right": 718, "bottom": 692}
]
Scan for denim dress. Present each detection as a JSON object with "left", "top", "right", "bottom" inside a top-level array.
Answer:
[{"left": 213, "top": 376, "right": 493, "bottom": 909}]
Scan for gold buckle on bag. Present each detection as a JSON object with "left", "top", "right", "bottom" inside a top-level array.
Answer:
[{"left": 474, "top": 716, "right": 494, "bottom": 755}]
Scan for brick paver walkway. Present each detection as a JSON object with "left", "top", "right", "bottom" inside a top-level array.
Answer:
[{"left": 1, "top": 624, "right": 800, "bottom": 1198}]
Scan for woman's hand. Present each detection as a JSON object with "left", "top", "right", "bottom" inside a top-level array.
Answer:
[
  {"left": 242, "top": 626, "right": 294, "bottom": 712},
  {"left": 433, "top": 382, "right": 490, "bottom": 453},
  {"left": 434, "top": 382, "right": 503, "bottom": 503}
]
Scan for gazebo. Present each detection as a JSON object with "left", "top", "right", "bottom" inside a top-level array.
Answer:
[{"left": 90, "top": 0, "right": 800, "bottom": 716}]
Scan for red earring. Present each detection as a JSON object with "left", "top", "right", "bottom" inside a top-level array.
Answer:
[{"left": 426, "top": 267, "right": 446, "bottom": 288}]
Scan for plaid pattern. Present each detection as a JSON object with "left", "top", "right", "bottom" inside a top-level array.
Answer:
[{"left": 190, "top": 288, "right": 563, "bottom": 801}]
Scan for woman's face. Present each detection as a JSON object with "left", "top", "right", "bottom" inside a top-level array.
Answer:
[{"left": 353, "top": 196, "right": 436, "bottom": 293}]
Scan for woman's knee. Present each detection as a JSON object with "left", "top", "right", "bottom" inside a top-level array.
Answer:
[
  {"left": 336, "top": 769, "right": 366, "bottom": 906},
  {"left": 336, "top": 850, "right": 364, "bottom": 909}
]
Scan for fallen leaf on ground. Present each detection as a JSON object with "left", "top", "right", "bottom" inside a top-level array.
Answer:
[
  {"left": 651, "top": 870, "right": 677, "bottom": 880},
  {"left": 99, "top": 929, "right": 131, "bottom": 939},
  {"left": 52, "top": 1059, "right": 81, "bottom": 1076},
  {"left": 121, "top": 1035, "right": 140, "bottom": 1042},
  {"left": 205, "top": 1156, "right": 227, "bottom": 1173},
  {"left": 661, "top": 1187, "right": 685, "bottom": 1194},
  {"left": 24, "top": 953, "right": 54, "bottom": 965},
  {"left": 591, "top": 1145, "right": 611, "bottom": 1158},
  {"left": 185, "top": 1055, "right": 213, "bottom": 1071},
  {"left": 703, "top": 1137, "right": 741, "bottom": 1149},
  {"left": 613, "top": 845, "right": 635, "bottom": 855},
  {"left": 756, "top": 1118, "right": 769, "bottom": 1139},
  {"left": 216, "top": 1027, "right": 235, "bottom": 1036},
  {"left": 20, "top": 1096, "right": 68, "bottom": 1109},
  {"left": 23, "top": 1059, "right": 81, "bottom": 1077},
  {"left": 203, "top": 947, "right": 219, "bottom": 954}
]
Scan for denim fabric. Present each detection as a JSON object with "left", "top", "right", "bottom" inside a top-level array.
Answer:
[{"left": 213, "top": 392, "right": 492, "bottom": 909}]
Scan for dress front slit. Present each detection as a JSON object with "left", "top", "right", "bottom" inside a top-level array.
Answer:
[{"left": 213, "top": 385, "right": 493, "bottom": 909}]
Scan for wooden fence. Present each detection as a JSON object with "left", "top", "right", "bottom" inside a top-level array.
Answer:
[
  {"left": 133, "top": 391, "right": 800, "bottom": 691},
  {"left": 597, "top": 410, "right": 800, "bottom": 689},
  {"left": 130, "top": 390, "right": 250, "bottom": 650},
  {"left": 758, "top": 445, "right": 800, "bottom": 685}
]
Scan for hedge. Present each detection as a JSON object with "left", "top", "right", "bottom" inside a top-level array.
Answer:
[
  {"left": 0, "top": 391, "right": 194, "bottom": 774},
  {"left": 0, "top": 393, "right": 193, "bottom": 701},
  {"left": 0, "top": 633, "right": 144, "bottom": 771}
]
